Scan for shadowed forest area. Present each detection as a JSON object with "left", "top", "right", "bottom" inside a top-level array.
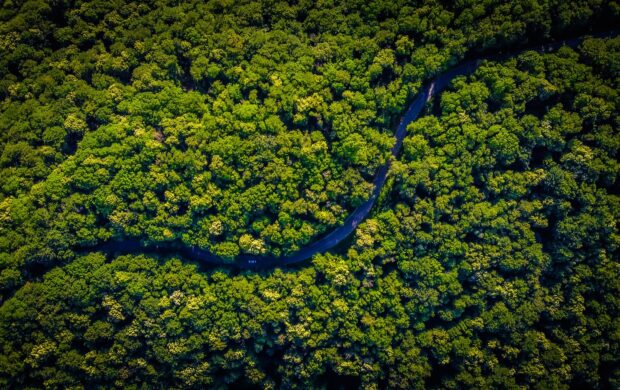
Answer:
[{"left": 0, "top": 0, "right": 618, "bottom": 388}]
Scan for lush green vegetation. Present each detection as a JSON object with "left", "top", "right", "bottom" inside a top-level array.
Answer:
[{"left": 0, "top": 0, "right": 618, "bottom": 388}]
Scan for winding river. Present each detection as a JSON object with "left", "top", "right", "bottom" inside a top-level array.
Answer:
[{"left": 87, "top": 31, "right": 617, "bottom": 269}]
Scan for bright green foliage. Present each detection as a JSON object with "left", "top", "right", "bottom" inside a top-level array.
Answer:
[
  {"left": 0, "top": 0, "right": 618, "bottom": 388},
  {"left": 1, "top": 0, "right": 616, "bottom": 265},
  {"left": 390, "top": 38, "right": 620, "bottom": 388}
]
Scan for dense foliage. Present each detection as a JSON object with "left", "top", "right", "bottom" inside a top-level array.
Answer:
[
  {"left": 0, "top": 0, "right": 618, "bottom": 388},
  {"left": 1, "top": 0, "right": 616, "bottom": 266}
]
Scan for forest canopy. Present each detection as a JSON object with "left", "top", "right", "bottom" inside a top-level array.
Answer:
[{"left": 0, "top": 0, "right": 618, "bottom": 388}]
